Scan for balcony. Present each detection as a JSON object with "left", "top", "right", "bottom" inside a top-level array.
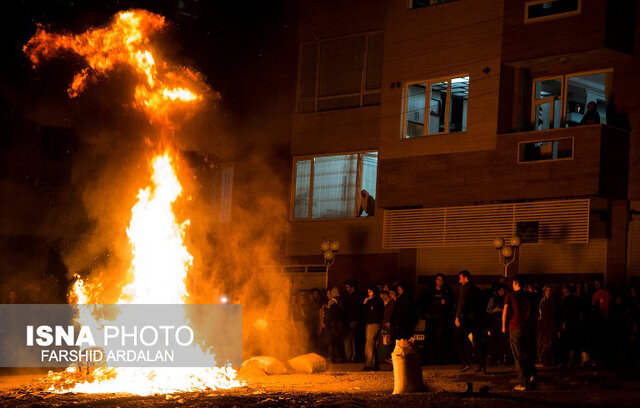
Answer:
[
  {"left": 377, "top": 125, "right": 628, "bottom": 209},
  {"left": 494, "top": 125, "right": 629, "bottom": 200}
]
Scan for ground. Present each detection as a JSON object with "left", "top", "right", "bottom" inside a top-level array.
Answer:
[{"left": 1, "top": 363, "right": 640, "bottom": 407}]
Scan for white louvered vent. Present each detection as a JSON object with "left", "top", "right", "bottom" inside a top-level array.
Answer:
[{"left": 383, "top": 199, "right": 590, "bottom": 249}]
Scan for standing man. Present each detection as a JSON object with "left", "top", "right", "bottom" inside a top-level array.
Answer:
[
  {"left": 363, "top": 286, "right": 384, "bottom": 371},
  {"left": 392, "top": 282, "right": 414, "bottom": 340},
  {"left": 454, "top": 270, "right": 480, "bottom": 372},
  {"left": 343, "top": 280, "right": 361, "bottom": 363},
  {"left": 420, "top": 273, "right": 452, "bottom": 364},
  {"left": 325, "top": 287, "right": 345, "bottom": 363},
  {"left": 503, "top": 275, "right": 537, "bottom": 391}
]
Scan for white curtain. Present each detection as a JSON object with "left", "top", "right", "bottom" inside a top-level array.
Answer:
[
  {"left": 361, "top": 152, "right": 378, "bottom": 200},
  {"left": 312, "top": 154, "right": 358, "bottom": 218},
  {"left": 293, "top": 159, "right": 311, "bottom": 219}
]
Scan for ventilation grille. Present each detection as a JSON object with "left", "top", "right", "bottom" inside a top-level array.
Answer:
[
  {"left": 383, "top": 199, "right": 590, "bottom": 248},
  {"left": 261, "top": 265, "right": 327, "bottom": 274}
]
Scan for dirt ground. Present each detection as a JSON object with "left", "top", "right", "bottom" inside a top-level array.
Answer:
[{"left": 1, "top": 363, "right": 640, "bottom": 407}]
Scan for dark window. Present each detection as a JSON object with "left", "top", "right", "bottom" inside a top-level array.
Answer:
[
  {"left": 519, "top": 138, "right": 573, "bottom": 162},
  {"left": 297, "top": 33, "right": 383, "bottom": 113},
  {"left": 526, "top": 0, "right": 580, "bottom": 22},
  {"left": 411, "top": 0, "right": 457, "bottom": 9}
]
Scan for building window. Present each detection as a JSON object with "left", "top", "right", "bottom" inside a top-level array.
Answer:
[
  {"left": 410, "top": 0, "right": 457, "bottom": 9},
  {"left": 292, "top": 151, "right": 378, "bottom": 220},
  {"left": 531, "top": 71, "right": 610, "bottom": 131},
  {"left": 519, "top": 138, "right": 573, "bottom": 163},
  {"left": 525, "top": 0, "right": 581, "bottom": 23},
  {"left": 218, "top": 166, "right": 234, "bottom": 222},
  {"left": 403, "top": 75, "right": 468, "bottom": 138},
  {"left": 297, "top": 33, "right": 383, "bottom": 113}
]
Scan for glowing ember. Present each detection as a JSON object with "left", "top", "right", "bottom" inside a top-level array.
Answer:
[{"left": 24, "top": 9, "right": 207, "bottom": 124}]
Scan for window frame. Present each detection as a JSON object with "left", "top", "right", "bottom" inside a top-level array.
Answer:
[
  {"left": 296, "top": 31, "right": 383, "bottom": 113},
  {"left": 402, "top": 74, "right": 468, "bottom": 139},
  {"left": 409, "top": 0, "right": 457, "bottom": 9},
  {"left": 531, "top": 74, "right": 563, "bottom": 131},
  {"left": 517, "top": 137, "right": 575, "bottom": 164},
  {"left": 524, "top": 0, "right": 582, "bottom": 24},
  {"left": 290, "top": 150, "right": 378, "bottom": 221},
  {"left": 530, "top": 69, "right": 612, "bottom": 131}
]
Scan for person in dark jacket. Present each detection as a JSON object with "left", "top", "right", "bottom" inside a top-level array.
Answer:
[
  {"left": 324, "top": 286, "right": 345, "bottom": 363},
  {"left": 392, "top": 282, "right": 414, "bottom": 341},
  {"left": 537, "top": 285, "right": 556, "bottom": 367},
  {"left": 558, "top": 284, "right": 579, "bottom": 367},
  {"left": 378, "top": 289, "right": 396, "bottom": 363},
  {"left": 363, "top": 286, "right": 384, "bottom": 371},
  {"left": 343, "top": 280, "right": 362, "bottom": 363},
  {"left": 454, "top": 270, "right": 482, "bottom": 372},
  {"left": 580, "top": 101, "right": 600, "bottom": 125},
  {"left": 487, "top": 284, "right": 508, "bottom": 365},
  {"left": 419, "top": 273, "right": 453, "bottom": 364}
]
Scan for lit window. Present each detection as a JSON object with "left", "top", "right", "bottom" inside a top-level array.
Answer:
[
  {"left": 525, "top": 0, "right": 581, "bottom": 23},
  {"left": 403, "top": 76, "right": 468, "bottom": 138},
  {"left": 531, "top": 71, "right": 609, "bottom": 130},
  {"left": 292, "top": 152, "right": 378, "bottom": 219},
  {"left": 297, "top": 33, "right": 383, "bottom": 113}
]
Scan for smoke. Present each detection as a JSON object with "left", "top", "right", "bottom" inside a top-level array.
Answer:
[{"left": 179, "top": 140, "right": 299, "bottom": 360}]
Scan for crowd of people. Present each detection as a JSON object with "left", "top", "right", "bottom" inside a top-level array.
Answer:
[{"left": 289, "top": 272, "right": 640, "bottom": 387}]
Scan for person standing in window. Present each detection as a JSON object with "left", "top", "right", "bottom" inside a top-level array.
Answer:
[
  {"left": 357, "top": 190, "right": 375, "bottom": 217},
  {"left": 580, "top": 101, "right": 600, "bottom": 125}
]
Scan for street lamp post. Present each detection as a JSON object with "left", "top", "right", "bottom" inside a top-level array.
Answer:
[
  {"left": 493, "top": 235, "right": 521, "bottom": 278},
  {"left": 321, "top": 240, "right": 340, "bottom": 288}
]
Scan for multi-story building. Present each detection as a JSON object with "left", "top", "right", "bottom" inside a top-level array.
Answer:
[{"left": 284, "top": 0, "right": 640, "bottom": 290}]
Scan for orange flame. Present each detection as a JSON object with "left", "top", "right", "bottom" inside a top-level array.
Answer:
[
  {"left": 121, "top": 152, "right": 192, "bottom": 304},
  {"left": 51, "top": 152, "right": 241, "bottom": 395},
  {"left": 26, "top": 10, "right": 240, "bottom": 394},
  {"left": 23, "top": 9, "right": 208, "bottom": 124}
]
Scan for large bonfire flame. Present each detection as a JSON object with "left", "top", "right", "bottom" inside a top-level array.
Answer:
[{"left": 24, "top": 10, "right": 241, "bottom": 394}]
